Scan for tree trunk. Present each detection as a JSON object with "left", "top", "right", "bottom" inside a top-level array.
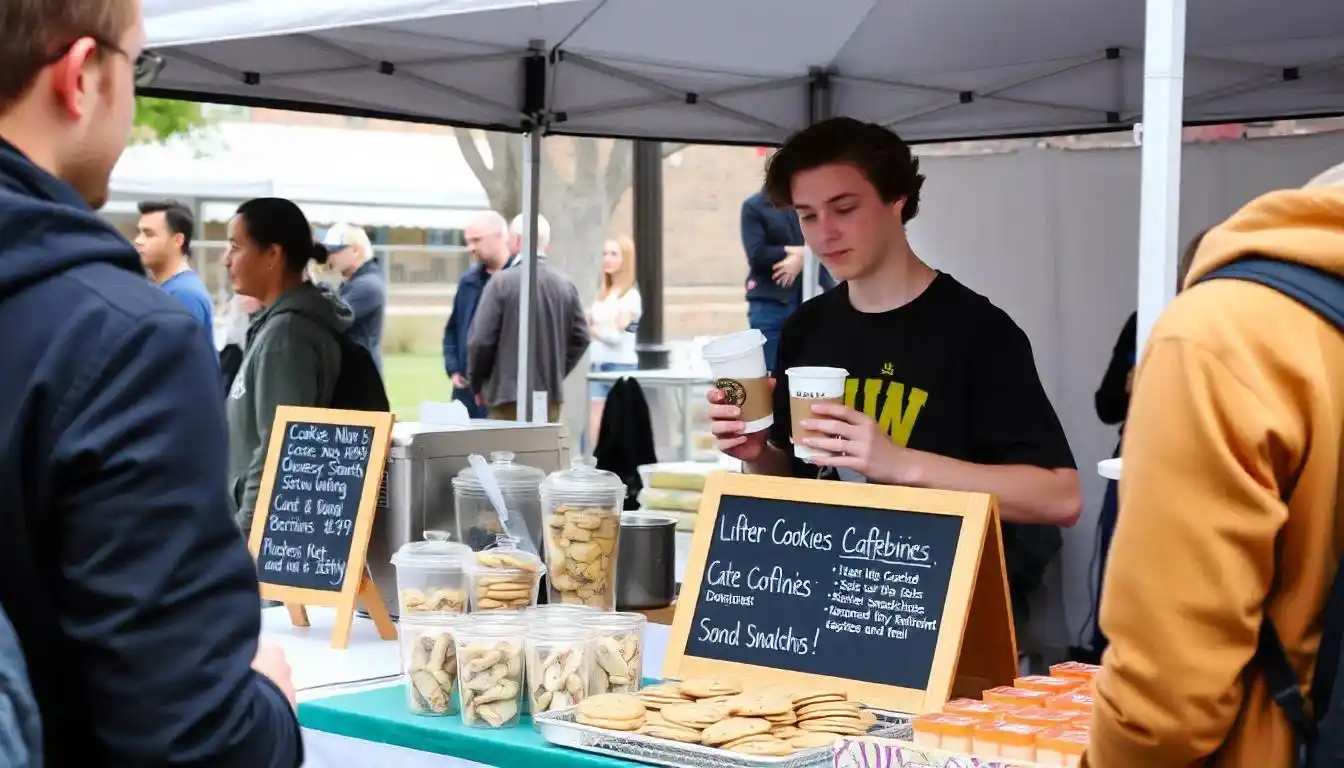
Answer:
[{"left": 451, "top": 130, "right": 687, "bottom": 450}]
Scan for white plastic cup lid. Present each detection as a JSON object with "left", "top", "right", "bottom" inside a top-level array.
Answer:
[
  {"left": 785, "top": 366, "right": 849, "bottom": 381},
  {"left": 701, "top": 329, "right": 766, "bottom": 363}
]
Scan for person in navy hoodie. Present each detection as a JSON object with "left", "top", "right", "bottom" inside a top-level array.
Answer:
[
  {"left": 0, "top": 1, "right": 303, "bottom": 765},
  {"left": 740, "top": 189, "right": 835, "bottom": 370}
]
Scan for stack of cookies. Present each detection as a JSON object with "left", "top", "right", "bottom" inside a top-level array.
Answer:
[
  {"left": 620, "top": 678, "right": 878, "bottom": 756},
  {"left": 575, "top": 692, "right": 649, "bottom": 732}
]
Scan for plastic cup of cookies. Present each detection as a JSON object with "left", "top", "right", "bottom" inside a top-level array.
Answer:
[
  {"left": 455, "top": 621, "right": 527, "bottom": 729},
  {"left": 392, "top": 532, "right": 472, "bottom": 617},
  {"left": 524, "top": 623, "right": 593, "bottom": 718},
  {"left": 524, "top": 603, "right": 600, "bottom": 622},
  {"left": 467, "top": 535, "right": 545, "bottom": 612},
  {"left": 540, "top": 458, "right": 627, "bottom": 610},
  {"left": 399, "top": 612, "right": 465, "bottom": 717},
  {"left": 585, "top": 612, "right": 647, "bottom": 695}
]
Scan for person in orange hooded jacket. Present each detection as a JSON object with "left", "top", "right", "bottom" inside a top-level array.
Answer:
[{"left": 1084, "top": 161, "right": 1344, "bottom": 766}]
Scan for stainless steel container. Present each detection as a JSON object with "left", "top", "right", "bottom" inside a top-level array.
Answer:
[
  {"left": 614, "top": 512, "right": 678, "bottom": 610},
  {"left": 369, "top": 420, "right": 569, "bottom": 618}
]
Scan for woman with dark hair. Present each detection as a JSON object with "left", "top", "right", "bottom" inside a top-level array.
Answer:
[
  {"left": 1080, "top": 229, "right": 1207, "bottom": 660},
  {"left": 224, "top": 197, "right": 353, "bottom": 532}
]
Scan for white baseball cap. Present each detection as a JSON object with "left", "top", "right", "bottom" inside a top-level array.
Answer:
[{"left": 319, "top": 222, "right": 356, "bottom": 252}]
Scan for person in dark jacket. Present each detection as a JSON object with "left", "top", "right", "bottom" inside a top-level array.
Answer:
[
  {"left": 1082, "top": 229, "right": 1207, "bottom": 659},
  {"left": 0, "top": 2, "right": 302, "bottom": 765},
  {"left": 443, "top": 210, "right": 515, "bottom": 417},
  {"left": 741, "top": 189, "right": 835, "bottom": 370},
  {"left": 0, "top": 606, "right": 40, "bottom": 768},
  {"left": 321, "top": 221, "right": 386, "bottom": 370}
]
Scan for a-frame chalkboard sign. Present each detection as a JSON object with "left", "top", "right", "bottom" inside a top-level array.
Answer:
[{"left": 247, "top": 406, "right": 397, "bottom": 649}]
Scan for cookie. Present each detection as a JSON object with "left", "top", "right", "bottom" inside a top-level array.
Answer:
[
  {"left": 797, "top": 717, "right": 867, "bottom": 735},
  {"left": 788, "top": 731, "right": 842, "bottom": 749},
  {"left": 577, "top": 692, "right": 646, "bottom": 723},
  {"left": 638, "top": 723, "right": 705, "bottom": 743},
  {"left": 720, "top": 733, "right": 777, "bottom": 750},
  {"left": 728, "top": 738, "right": 796, "bottom": 757},
  {"left": 700, "top": 716, "right": 772, "bottom": 746},
  {"left": 679, "top": 678, "right": 742, "bottom": 699},
  {"left": 589, "top": 633, "right": 642, "bottom": 695},
  {"left": 661, "top": 702, "right": 731, "bottom": 730},
  {"left": 772, "top": 725, "right": 802, "bottom": 739},
  {"left": 731, "top": 693, "right": 794, "bottom": 717},
  {"left": 578, "top": 714, "right": 644, "bottom": 731}
]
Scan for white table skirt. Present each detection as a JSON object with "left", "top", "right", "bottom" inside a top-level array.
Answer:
[{"left": 275, "top": 607, "right": 672, "bottom": 766}]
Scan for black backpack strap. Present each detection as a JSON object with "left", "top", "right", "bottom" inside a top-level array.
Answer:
[
  {"left": 1258, "top": 618, "right": 1312, "bottom": 761},
  {"left": 1198, "top": 257, "right": 1344, "bottom": 334}
]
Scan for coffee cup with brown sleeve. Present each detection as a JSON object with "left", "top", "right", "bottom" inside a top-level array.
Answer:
[
  {"left": 702, "top": 330, "right": 774, "bottom": 434},
  {"left": 785, "top": 366, "right": 849, "bottom": 461}
]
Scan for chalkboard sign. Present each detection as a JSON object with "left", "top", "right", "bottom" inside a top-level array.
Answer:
[
  {"left": 255, "top": 421, "right": 374, "bottom": 591},
  {"left": 685, "top": 494, "right": 963, "bottom": 690},
  {"left": 667, "top": 473, "right": 1017, "bottom": 714},
  {"left": 247, "top": 406, "right": 397, "bottom": 650}
]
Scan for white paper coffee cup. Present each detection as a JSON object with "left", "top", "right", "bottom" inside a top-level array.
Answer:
[
  {"left": 702, "top": 330, "right": 774, "bottom": 433},
  {"left": 785, "top": 366, "right": 849, "bottom": 461}
]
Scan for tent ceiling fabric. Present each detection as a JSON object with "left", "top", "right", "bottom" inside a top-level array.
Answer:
[{"left": 144, "top": 0, "right": 1344, "bottom": 145}]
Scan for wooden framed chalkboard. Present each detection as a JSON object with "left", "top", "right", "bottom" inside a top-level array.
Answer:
[
  {"left": 665, "top": 473, "right": 1017, "bottom": 714},
  {"left": 247, "top": 406, "right": 397, "bottom": 650}
]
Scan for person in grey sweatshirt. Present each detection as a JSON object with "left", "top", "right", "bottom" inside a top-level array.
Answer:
[{"left": 224, "top": 198, "right": 353, "bottom": 531}]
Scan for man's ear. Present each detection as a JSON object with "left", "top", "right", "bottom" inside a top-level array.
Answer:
[
  {"left": 51, "top": 38, "right": 101, "bottom": 120},
  {"left": 889, "top": 195, "right": 907, "bottom": 220}
]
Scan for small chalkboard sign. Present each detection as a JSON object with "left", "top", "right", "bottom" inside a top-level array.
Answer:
[
  {"left": 247, "top": 406, "right": 396, "bottom": 649},
  {"left": 666, "top": 474, "right": 1017, "bottom": 714}
]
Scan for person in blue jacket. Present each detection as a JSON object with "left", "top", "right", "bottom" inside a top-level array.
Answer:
[
  {"left": 740, "top": 189, "right": 835, "bottom": 370},
  {"left": 0, "top": 2, "right": 303, "bottom": 765},
  {"left": 0, "top": 606, "right": 40, "bottom": 768},
  {"left": 443, "top": 210, "right": 517, "bottom": 417}
]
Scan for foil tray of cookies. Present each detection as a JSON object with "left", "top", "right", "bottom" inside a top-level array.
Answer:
[{"left": 533, "top": 679, "right": 912, "bottom": 768}]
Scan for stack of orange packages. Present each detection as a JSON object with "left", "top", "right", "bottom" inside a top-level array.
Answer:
[{"left": 910, "top": 661, "right": 1099, "bottom": 767}]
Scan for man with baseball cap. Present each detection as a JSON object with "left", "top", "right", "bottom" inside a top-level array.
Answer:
[{"left": 322, "top": 221, "right": 386, "bottom": 369}]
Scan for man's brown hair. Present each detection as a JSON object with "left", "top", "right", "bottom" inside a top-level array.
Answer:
[
  {"left": 763, "top": 117, "right": 927, "bottom": 224},
  {"left": 0, "top": 0, "right": 136, "bottom": 111}
]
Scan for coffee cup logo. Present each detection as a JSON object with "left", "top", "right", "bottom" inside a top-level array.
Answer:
[{"left": 716, "top": 378, "right": 747, "bottom": 406}]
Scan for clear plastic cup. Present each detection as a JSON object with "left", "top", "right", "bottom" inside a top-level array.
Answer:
[
  {"left": 455, "top": 621, "right": 526, "bottom": 729},
  {"left": 400, "top": 613, "right": 465, "bottom": 716},
  {"left": 540, "top": 458, "right": 626, "bottom": 610},
  {"left": 468, "top": 535, "right": 545, "bottom": 612},
  {"left": 585, "top": 612, "right": 647, "bottom": 695},
  {"left": 525, "top": 623, "right": 593, "bottom": 716}
]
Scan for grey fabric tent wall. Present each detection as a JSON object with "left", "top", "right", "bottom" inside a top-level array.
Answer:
[{"left": 911, "top": 129, "right": 1344, "bottom": 655}]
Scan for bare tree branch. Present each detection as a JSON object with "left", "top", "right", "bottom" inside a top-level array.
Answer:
[
  {"left": 454, "top": 128, "right": 494, "bottom": 183},
  {"left": 603, "top": 141, "right": 631, "bottom": 211}
]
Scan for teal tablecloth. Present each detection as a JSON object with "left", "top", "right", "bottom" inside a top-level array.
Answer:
[{"left": 300, "top": 685, "right": 637, "bottom": 768}]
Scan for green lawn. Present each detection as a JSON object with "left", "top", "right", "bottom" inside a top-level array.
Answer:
[{"left": 383, "top": 353, "right": 453, "bottom": 422}]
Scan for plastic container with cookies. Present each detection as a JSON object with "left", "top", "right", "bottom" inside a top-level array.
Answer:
[
  {"left": 400, "top": 612, "right": 465, "bottom": 716},
  {"left": 455, "top": 619, "right": 526, "bottom": 729},
  {"left": 392, "top": 532, "right": 471, "bottom": 616},
  {"left": 540, "top": 458, "right": 626, "bottom": 610},
  {"left": 585, "top": 612, "right": 646, "bottom": 695},
  {"left": 525, "top": 623, "right": 593, "bottom": 715},
  {"left": 468, "top": 534, "right": 545, "bottom": 611}
]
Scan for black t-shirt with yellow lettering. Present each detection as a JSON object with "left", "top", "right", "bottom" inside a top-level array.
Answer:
[{"left": 767, "top": 272, "right": 1075, "bottom": 617}]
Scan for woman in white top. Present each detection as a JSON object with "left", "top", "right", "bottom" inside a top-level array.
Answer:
[{"left": 587, "top": 235, "right": 642, "bottom": 449}]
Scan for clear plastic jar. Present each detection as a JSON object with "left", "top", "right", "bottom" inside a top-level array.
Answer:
[
  {"left": 540, "top": 457, "right": 627, "bottom": 609},
  {"left": 525, "top": 623, "right": 593, "bottom": 715},
  {"left": 400, "top": 613, "right": 465, "bottom": 716},
  {"left": 468, "top": 535, "right": 545, "bottom": 611},
  {"left": 453, "top": 451, "right": 546, "bottom": 552},
  {"left": 525, "top": 604, "right": 600, "bottom": 623},
  {"left": 455, "top": 621, "right": 526, "bottom": 729},
  {"left": 585, "top": 612, "right": 647, "bottom": 695},
  {"left": 391, "top": 532, "right": 471, "bottom": 616}
]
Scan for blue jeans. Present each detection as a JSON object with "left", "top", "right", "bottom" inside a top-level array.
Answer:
[
  {"left": 748, "top": 300, "right": 793, "bottom": 375},
  {"left": 452, "top": 387, "right": 486, "bottom": 419},
  {"left": 589, "top": 361, "right": 638, "bottom": 399}
]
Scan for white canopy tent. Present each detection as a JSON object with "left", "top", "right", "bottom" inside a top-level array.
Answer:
[{"left": 143, "top": 0, "right": 1344, "bottom": 417}]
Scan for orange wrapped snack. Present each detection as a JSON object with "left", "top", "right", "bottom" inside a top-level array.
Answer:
[
  {"left": 1003, "top": 706, "right": 1077, "bottom": 729},
  {"left": 983, "top": 685, "right": 1051, "bottom": 707},
  {"left": 943, "top": 698, "right": 1009, "bottom": 723},
  {"left": 1049, "top": 661, "right": 1101, "bottom": 682},
  {"left": 1046, "top": 691, "right": 1095, "bottom": 713},
  {"left": 912, "top": 712, "right": 977, "bottom": 753},
  {"left": 1036, "top": 728, "right": 1089, "bottom": 766},
  {"left": 1015, "top": 675, "right": 1083, "bottom": 695},
  {"left": 1069, "top": 712, "right": 1092, "bottom": 730},
  {"left": 972, "top": 721, "right": 1043, "bottom": 761}
]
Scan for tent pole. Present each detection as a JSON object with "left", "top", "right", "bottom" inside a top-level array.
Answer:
[
  {"left": 802, "top": 68, "right": 832, "bottom": 301},
  {"left": 1135, "top": 0, "right": 1187, "bottom": 352},
  {"left": 515, "top": 129, "right": 542, "bottom": 421}
]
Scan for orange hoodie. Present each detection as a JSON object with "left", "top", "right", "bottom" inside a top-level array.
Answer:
[{"left": 1083, "top": 181, "right": 1344, "bottom": 767}]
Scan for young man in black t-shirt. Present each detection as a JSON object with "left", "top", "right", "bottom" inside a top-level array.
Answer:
[{"left": 708, "top": 118, "right": 1082, "bottom": 620}]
